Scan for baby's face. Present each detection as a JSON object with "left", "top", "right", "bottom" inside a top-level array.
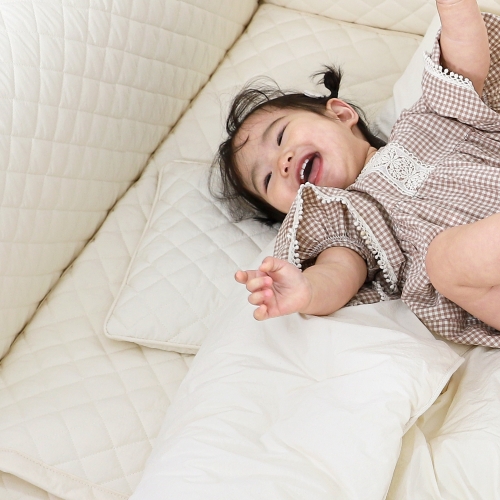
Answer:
[{"left": 234, "top": 100, "right": 375, "bottom": 214}]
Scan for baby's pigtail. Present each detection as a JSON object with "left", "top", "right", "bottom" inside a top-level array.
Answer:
[
  {"left": 314, "top": 65, "right": 386, "bottom": 149},
  {"left": 313, "top": 65, "right": 342, "bottom": 99}
]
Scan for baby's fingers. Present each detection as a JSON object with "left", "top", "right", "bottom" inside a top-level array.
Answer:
[
  {"left": 235, "top": 269, "right": 267, "bottom": 285},
  {"left": 259, "top": 256, "right": 283, "bottom": 273},
  {"left": 247, "top": 288, "right": 270, "bottom": 306},
  {"left": 253, "top": 304, "right": 269, "bottom": 321},
  {"left": 245, "top": 274, "right": 273, "bottom": 293},
  {"left": 234, "top": 270, "right": 248, "bottom": 284}
]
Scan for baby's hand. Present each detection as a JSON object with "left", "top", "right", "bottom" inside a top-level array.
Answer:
[{"left": 235, "top": 256, "right": 312, "bottom": 320}]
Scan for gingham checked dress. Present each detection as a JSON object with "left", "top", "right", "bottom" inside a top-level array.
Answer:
[{"left": 274, "top": 13, "right": 500, "bottom": 347}]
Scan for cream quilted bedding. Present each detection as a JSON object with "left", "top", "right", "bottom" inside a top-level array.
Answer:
[{"left": 1, "top": 1, "right": 500, "bottom": 499}]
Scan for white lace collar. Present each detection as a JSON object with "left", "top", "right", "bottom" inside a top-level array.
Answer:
[{"left": 357, "top": 142, "right": 434, "bottom": 197}]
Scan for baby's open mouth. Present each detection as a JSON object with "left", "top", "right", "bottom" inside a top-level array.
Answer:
[{"left": 300, "top": 154, "right": 319, "bottom": 183}]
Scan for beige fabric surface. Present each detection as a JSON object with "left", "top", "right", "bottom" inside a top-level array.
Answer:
[
  {"left": 264, "top": 0, "right": 500, "bottom": 35},
  {"left": 0, "top": 0, "right": 258, "bottom": 359}
]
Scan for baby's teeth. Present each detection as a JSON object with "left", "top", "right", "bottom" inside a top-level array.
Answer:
[{"left": 300, "top": 159, "right": 308, "bottom": 180}]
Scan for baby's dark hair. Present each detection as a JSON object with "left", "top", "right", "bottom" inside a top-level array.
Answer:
[{"left": 212, "top": 65, "right": 386, "bottom": 226}]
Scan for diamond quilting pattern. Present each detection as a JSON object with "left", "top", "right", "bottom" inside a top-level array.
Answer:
[
  {"left": 105, "top": 161, "right": 276, "bottom": 352},
  {"left": 0, "top": 165, "right": 193, "bottom": 498},
  {"left": 0, "top": 0, "right": 259, "bottom": 496},
  {"left": 0, "top": 0, "right": 257, "bottom": 359}
]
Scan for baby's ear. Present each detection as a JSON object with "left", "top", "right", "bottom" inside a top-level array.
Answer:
[{"left": 325, "top": 98, "right": 359, "bottom": 126}]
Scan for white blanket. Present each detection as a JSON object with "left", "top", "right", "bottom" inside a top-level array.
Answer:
[{"left": 131, "top": 243, "right": 463, "bottom": 500}]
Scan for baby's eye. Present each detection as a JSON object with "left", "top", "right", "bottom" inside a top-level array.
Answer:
[
  {"left": 277, "top": 126, "right": 285, "bottom": 146},
  {"left": 264, "top": 173, "right": 272, "bottom": 191}
]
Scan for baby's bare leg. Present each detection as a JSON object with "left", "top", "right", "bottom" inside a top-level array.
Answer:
[{"left": 426, "top": 213, "right": 500, "bottom": 329}]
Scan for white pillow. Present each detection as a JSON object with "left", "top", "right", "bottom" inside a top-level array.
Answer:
[
  {"left": 104, "top": 161, "right": 276, "bottom": 353},
  {"left": 130, "top": 258, "right": 463, "bottom": 500},
  {"left": 374, "top": 14, "right": 441, "bottom": 139},
  {"left": 389, "top": 346, "right": 500, "bottom": 499}
]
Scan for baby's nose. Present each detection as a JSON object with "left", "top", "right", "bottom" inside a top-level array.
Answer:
[{"left": 279, "top": 152, "right": 293, "bottom": 174}]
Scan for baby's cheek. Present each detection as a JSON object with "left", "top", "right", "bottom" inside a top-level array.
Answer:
[{"left": 268, "top": 188, "right": 291, "bottom": 214}]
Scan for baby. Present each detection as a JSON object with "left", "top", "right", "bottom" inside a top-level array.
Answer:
[{"left": 215, "top": 0, "right": 500, "bottom": 347}]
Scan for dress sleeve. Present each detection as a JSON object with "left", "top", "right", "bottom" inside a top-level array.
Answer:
[
  {"left": 419, "top": 12, "right": 500, "bottom": 130},
  {"left": 273, "top": 185, "right": 378, "bottom": 274}
]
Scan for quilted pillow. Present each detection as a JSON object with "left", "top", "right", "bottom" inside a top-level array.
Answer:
[{"left": 104, "top": 160, "right": 276, "bottom": 353}]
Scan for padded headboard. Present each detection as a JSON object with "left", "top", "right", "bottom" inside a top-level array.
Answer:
[
  {"left": 0, "top": 0, "right": 258, "bottom": 357},
  {"left": 264, "top": 0, "right": 500, "bottom": 35}
]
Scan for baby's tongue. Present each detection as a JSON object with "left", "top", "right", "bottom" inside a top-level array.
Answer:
[{"left": 307, "top": 156, "right": 320, "bottom": 184}]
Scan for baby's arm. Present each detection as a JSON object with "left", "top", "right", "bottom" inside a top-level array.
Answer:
[
  {"left": 235, "top": 247, "right": 367, "bottom": 321},
  {"left": 436, "top": 0, "right": 490, "bottom": 95}
]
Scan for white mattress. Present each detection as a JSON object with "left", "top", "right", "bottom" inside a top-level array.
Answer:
[{"left": 0, "top": 2, "right": 455, "bottom": 499}]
